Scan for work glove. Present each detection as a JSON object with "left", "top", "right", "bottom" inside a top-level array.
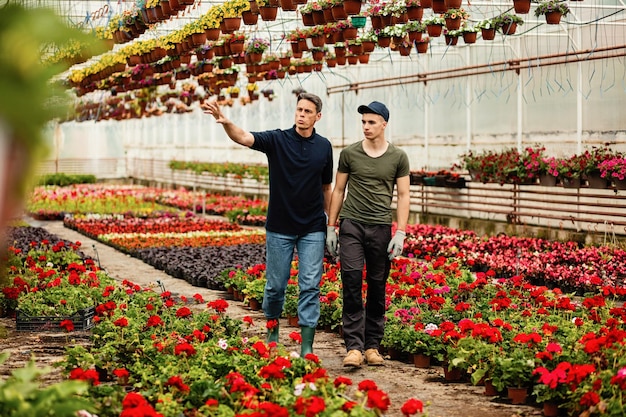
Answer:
[
  {"left": 326, "top": 225, "right": 338, "bottom": 257},
  {"left": 387, "top": 230, "right": 406, "bottom": 260}
]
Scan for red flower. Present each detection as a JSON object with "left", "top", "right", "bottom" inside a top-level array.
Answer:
[
  {"left": 174, "top": 342, "right": 196, "bottom": 356},
  {"left": 266, "top": 319, "right": 279, "bottom": 330},
  {"left": 243, "top": 315, "right": 254, "bottom": 326},
  {"left": 207, "top": 299, "right": 229, "bottom": 313},
  {"left": 289, "top": 331, "right": 302, "bottom": 343},
  {"left": 367, "top": 389, "right": 391, "bottom": 411},
  {"left": 114, "top": 317, "right": 129, "bottom": 327},
  {"left": 193, "top": 293, "right": 204, "bottom": 303},
  {"left": 176, "top": 306, "right": 193, "bottom": 318},
  {"left": 357, "top": 379, "right": 378, "bottom": 392},
  {"left": 579, "top": 391, "right": 601, "bottom": 407},
  {"left": 205, "top": 399, "right": 218, "bottom": 407},
  {"left": 166, "top": 375, "right": 190, "bottom": 392},
  {"left": 334, "top": 376, "right": 353, "bottom": 387},
  {"left": 294, "top": 396, "right": 326, "bottom": 417},
  {"left": 146, "top": 315, "right": 164, "bottom": 327},
  {"left": 59, "top": 319, "right": 74, "bottom": 332},
  {"left": 113, "top": 368, "right": 130, "bottom": 379},
  {"left": 401, "top": 398, "right": 424, "bottom": 415}
]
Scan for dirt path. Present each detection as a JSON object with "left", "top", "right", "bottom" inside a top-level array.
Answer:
[{"left": 0, "top": 218, "right": 540, "bottom": 417}]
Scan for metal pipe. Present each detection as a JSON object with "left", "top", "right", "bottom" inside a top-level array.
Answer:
[{"left": 327, "top": 45, "right": 626, "bottom": 94}]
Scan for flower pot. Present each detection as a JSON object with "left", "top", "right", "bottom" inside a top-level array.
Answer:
[
  {"left": 413, "top": 353, "right": 431, "bottom": 368},
  {"left": 507, "top": 387, "right": 528, "bottom": 404},
  {"left": 205, "top": 28, "right": 221, "bottom": 41},
  {"left": 248, "top": 298, "right": 261, "bottom": 311},
  {"left": 302, "top": 12, "right": 314, "bottom": 26},
  {"left": 279, "top": 0, "right": 297, "bottom": 11},
  {"left": 432, "top": 0, "right": 447, "bottom": 13},
  {"left": 288, "top": 315, "right": 299, "bottom": 326},
  {"left": 561, "top": 177, "right": 581, "bottom": 189},
  {"left": 513, "top": 0, "right": 531, "bottom": 14},
  {"left": 586, "top": 172, "right": 610, "bottom": 189},
  {"left": 242, "top": 10, "right": 259, "bottom": 25},
  {"left": 445, "top": 17, "right": 461, "bottom": 30},
  {"left": 331, "top": 5, "right": 348, "bottom": 20},
  {"left": 407, "top": 6, "right": 424, "bottom": 21},
  {"left": 500, "top": 22, "right": 517, "bottom": 35},
  {"left": 543, "top": 401, "right": 561, "bottom": 417},
  {"left": 544, "top": 11, "right": 562, "bottom": 25},
  {"left": 614, "top": 178, "right": 626, "bottom": 190},
  {"left": 426, "top": 24, "right": 443, "bottom": 37},
  {"left": 445, "top": 0, "right": 462, "bottom": 8},
  {"left": 221, "top": 17, "right": 241, "bottom": 33},
  {"left": 259, "top": 6, "right": 278, "bottom": 21},
  {"left": 443, "top": 366, "right": 463, "bottom": 381},
  {"left": 377, "top": 36, "right": 392, "bottom": 48},
  {"left": 463, "top": 32, "right": 477, "bottom": 44},
  {"left": 343, "top": 0, "right": 362, "bottom": 15},
  {"left": 484, "top": 379, "right": 498, "bottom": 396},
  {"left": 539, "top": 173, "right": 558, "bottom": 187},
  {"left": 481, "top": 27, "right": 496, "bottom": 40},
  {"left": 444, "top": 35, "right": 459, "bottom": 46},
  {"left": 416, "top": 41, "right": 429, "bottom": 53}
]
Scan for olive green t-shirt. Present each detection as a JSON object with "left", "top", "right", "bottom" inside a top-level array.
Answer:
[{"left": 337, "top": 141, "right": 410, "bottom": 225}]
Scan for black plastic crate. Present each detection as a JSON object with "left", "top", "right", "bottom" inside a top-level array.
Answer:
[{"left": 16, "top": 306, "right": 96, "bottom": 332}]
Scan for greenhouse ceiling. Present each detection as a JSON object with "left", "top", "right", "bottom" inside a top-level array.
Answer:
[{"left": 10, "top": 0, "right": 626, "bottom": 94}]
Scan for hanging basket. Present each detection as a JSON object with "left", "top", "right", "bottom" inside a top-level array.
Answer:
[
  {"left": 259, "top": 6, "right": 278, "bottom": 21},
  {"left": 544, "top": 11, "right": 562, "bottom": 25},
  {"left": 351, "top": 16, "right": 367, "bottom": 28}
]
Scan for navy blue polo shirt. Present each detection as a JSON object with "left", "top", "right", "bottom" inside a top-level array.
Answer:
[{"left": 251, "top": 126, "right": 333, "bottom": 235}]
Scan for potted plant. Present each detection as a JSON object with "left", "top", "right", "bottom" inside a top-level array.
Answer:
[
  {"left": 476, "top": 18, "right": 497, "bottom": 40},
  {"left": 598, "top": 157, "right": 626, "bottom": 189},
  {"left": 442, "top": 8, "right": 469, "bottom": 31},
  {"left": 534, "top": 0, "right": 570, "bottom": 25},
  {"left": 494, "top": 13, "right": 524, "bottom": 35},
  {"left": 423, "top": 15, "right": 445, "bottom": 37},
  {"left": 490, "top": 349, "right": 536, "bottom": 403},
  {"left": 459, "top": 24, "right": 479, "bottom": 44}
]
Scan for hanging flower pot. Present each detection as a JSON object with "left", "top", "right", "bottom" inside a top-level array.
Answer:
[
  {"left": 445, "top": 0, "right": 462, "bottom": 8},
  {"left": 462, "top": 31, "right": 477, "bottom": 44},
  {"left": 415, "top": 39, "right": 429, "bottom": 53},
  {"left": 501, "top": 22, "right": 517, "bottom": 35},
  {"left": 343, "top": 0, "right": 362, "bottom": 15},
  {"left": 513, "top": 0, "right": 531, "bottom": 14},
  {"left": 302, "top": 11, "right": 314, "bottom": 26},
  {"left": 259, "top": 5, "right": 278, "bottom": 21},
  {"left": 279, "top": 0, "right": 297, "bottom": 11},
  {"left": 377, "top": 35, "right": 392, "bottom": 48},
  {"left": 242, "top": 10, "right": 259, "bottom": 25},
  {"left": 397, "top": 43, "right": 413, "bottom": 56},
  {"left": 426, "top": 24, "right": 443, "bottom": 37},
  {"left": 331, "top": 5, "right": 348, "bottom": 20},
  {"left": 444, "top": 34, "right": 459, "bottom": 46},
  {"left": 432, "top": 0, "right": 448, "bottom": 13},
  {"left": 544, "top": 11, "right": 562, "bottom": 25},
  {"left": 312, "top": 9, "right": 326, "bottom": 25},
  {"left": 407, "top": 6, "right": 424, "bottom": 21},
  {"left": 220, "top": 17, "right": 241, "bottom": 33},
  {"left": 481, "top": 27, "right": 496, "bottom": 40},
  {"left": 205, "top": 28, "right": 221, "bottom": 41},
  {"left": 445, "top": 17, "right": 462, "bottom": 30}
]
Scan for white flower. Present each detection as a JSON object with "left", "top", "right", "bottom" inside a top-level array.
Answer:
[
  {"left": 218, "top": 338, "right": 228, "bottom": 350},
  {"left": 424, "top": 323, "right": 438, "bottom": 334}
]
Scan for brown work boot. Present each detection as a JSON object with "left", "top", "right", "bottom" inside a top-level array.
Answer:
[
  {"left": 343, "top": 350, "right": 364, "bottom": 367},
  {"left": 364, "top": 348, "right": 384, "bottom": 366}
]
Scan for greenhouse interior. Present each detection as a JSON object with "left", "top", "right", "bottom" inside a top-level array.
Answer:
[{"left": 1, "top": 1, "right": 626, "bottom": 417}]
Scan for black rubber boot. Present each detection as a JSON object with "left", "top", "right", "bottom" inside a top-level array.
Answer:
[{"left": 300, "top": 326, "right": 315, "bottom": 357}]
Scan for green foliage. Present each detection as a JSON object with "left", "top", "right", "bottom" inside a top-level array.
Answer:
[
  {"left": 0, "top": 5, "right": 103, "bottom": 152},
  {"left": 37, "top": 173, "right": 98, "bottom": 186},
  {"left": 0, "top": 353, "right": 95, "bottom": 417},
  {"left": 168, "top": 160, "right": 269, "bottom": 183}
]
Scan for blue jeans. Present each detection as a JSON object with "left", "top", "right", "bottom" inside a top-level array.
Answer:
[{"left": 262, "top": 230, "right": 325, "bottom": 328}]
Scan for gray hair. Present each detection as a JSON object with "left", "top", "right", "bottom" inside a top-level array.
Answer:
[{"left": 297, "top": 93, "right": 323, "bottom": 113}]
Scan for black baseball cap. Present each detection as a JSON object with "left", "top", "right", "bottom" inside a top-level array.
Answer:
[{"left": 358, "top": 101, "right": 389, "bottom": 122}]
